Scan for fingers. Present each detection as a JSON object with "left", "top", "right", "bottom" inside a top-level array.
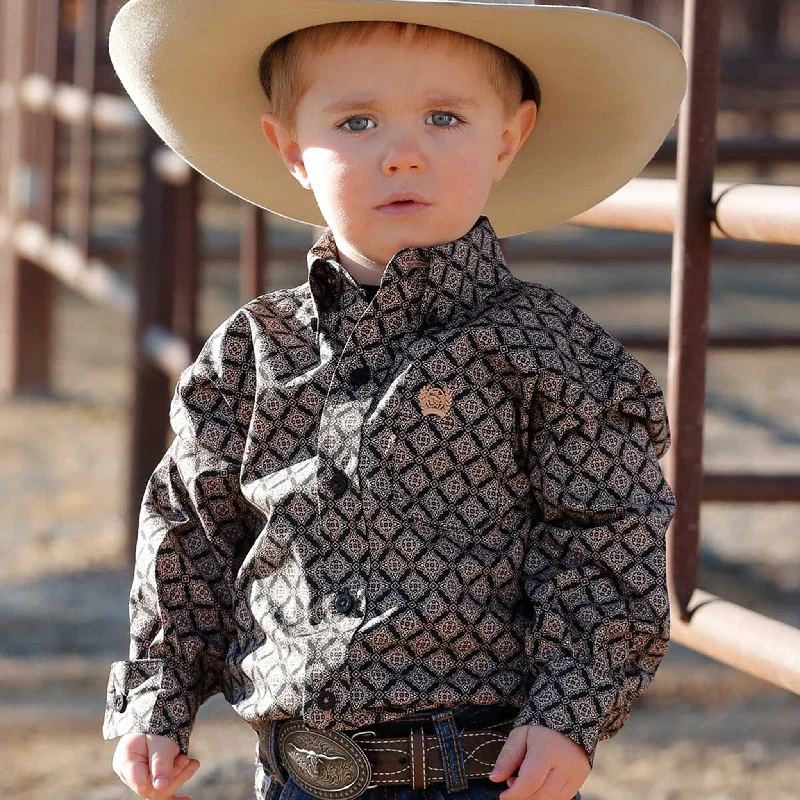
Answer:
[
  {"left": 149, "top": 735, "right": 180, "bottom": 791},
  {"left": 160, "top": 755, "right": 201, "bottom": 799},
  {"left": 497, "top": 731, "right": 550, "bottom": 800},
  {"left": 112, "top": 734, "right": 199, "bottom": 799},
  {"left": 530, "top": 769, "right": 568, "bottom": 800},
  {"left": 114, "top": 736, "right": 155, "bottom": 796},
  {"left": 488, "top": 725, "right": 527, "bottom": 781},
  {"left": 486, "top": 724, "right": 586, "bottom": 800},
  {"left": 117, "top": 756, "right": 200, "bottom": 799}
]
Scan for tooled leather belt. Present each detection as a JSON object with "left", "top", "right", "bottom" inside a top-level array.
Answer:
[{"left": 275, "top": 716, "right": 515, "bottom": 800}]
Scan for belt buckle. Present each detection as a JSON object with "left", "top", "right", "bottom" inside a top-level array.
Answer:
[{"left": 277, "top": 720, "right": 373, "bottom": 800}]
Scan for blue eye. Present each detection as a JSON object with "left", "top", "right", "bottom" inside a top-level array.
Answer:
[
  {"left": 336, "top": 111, "right": 465, "bottom": 132},
  {"left": 340, "top": 117, "right": 376, "bottom": 132},
  {"left": 427, "top": 111, "right": 462, "bottom": 127}
]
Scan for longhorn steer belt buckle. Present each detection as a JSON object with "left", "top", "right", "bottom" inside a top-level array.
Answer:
[{"left": 277, "top": 720, "right": 373, "bottom": 800}]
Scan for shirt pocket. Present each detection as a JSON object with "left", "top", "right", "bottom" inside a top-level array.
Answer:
[{"left": 388, "top": 372, "right": 520, "bottom": 542}]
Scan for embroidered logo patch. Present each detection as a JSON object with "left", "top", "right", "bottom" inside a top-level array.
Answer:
[{"left": 418, "top": 384, "right": 453, "bottom": 418}]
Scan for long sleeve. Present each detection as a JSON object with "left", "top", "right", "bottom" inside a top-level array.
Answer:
[
  {"left": 512, "top": 355, "right": 677, "bottom": 769},
  {"left": 102, "top": 310, "right": 258, "bottom": 754}
]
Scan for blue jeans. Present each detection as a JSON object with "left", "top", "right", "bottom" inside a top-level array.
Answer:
[{"left": 256, "top": 707, "right": 582, "bottom": 800}]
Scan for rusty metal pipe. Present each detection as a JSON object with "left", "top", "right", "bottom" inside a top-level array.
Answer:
[
  {"left": 670, "top": 589, "right": 800, "bottom": 695},
  {"left": 665, "top": 0, "right": 723, "bottom": 619},
  {"left": 571, "top": 178, "right": 800, "bottom": 246}
]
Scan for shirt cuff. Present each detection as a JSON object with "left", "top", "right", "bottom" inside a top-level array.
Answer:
[
  {"left": 101, "top": 658, "right": 201, "bottom": 755},
  {"left": 511, "top": 659, "right": 614, "bottom": 770}
]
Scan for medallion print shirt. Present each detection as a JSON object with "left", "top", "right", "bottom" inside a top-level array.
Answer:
[{"left": 102, "top": 214, "right": 677, "bottom": 772}]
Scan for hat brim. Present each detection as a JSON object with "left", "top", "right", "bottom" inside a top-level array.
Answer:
[{"left": 109, "top": 0, "right": 686, "bottom": 238}]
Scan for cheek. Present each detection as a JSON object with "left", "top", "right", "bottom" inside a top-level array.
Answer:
[
  {"left": 439, "top": 151, "right": 490, "bottom": 197},
  {"left": 304, "top": 149, "right": 366, "bottom": 197}
]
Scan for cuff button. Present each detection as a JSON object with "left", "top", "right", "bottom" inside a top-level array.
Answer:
[{"left": 114, "top": 692, "right": 128, "bottom": 712}]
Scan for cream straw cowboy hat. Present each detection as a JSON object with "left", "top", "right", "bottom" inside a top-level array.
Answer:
[{"left": 108, "top": 0, "right": 686, "bottom": 238}]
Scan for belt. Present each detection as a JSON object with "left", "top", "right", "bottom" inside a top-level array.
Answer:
[{"left": 275, "top": 716, "right": 515, "bottom": 800}]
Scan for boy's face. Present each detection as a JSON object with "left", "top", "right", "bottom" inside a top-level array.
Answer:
[{"left": 261, "top": 30, "right": 537, "bottom": 281}]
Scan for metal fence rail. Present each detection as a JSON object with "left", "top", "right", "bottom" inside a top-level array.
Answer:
[{"left": 1, "top": 0, "right": 799, "bottom": 697}]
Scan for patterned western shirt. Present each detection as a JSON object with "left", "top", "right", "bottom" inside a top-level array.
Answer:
[{"left": 102, "top": 214, "right": 677, "bottom": 774}]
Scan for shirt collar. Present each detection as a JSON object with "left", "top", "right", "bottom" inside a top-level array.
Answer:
[{"left": 305, "top": 215, "right": 515, "bottom": 338}]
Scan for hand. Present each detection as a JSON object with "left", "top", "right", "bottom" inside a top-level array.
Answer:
[
  {"left": 487, "top": 724, "right": 590, "bottom": 800},
  {"left": 112, "top": 733, "right": 201, "bottom": 799}
]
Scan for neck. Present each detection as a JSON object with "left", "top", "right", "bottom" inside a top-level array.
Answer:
[{"left": 334, "top": 238, "right": 385, "bottom": 285}]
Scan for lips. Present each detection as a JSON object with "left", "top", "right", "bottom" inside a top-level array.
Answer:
[{"left": 375, "top": 192, "right": 431, "bottom": 208}]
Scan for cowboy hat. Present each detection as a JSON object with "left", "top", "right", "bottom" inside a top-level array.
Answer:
[{"left": 108, "top": 0, "right": 686, "bottom": 238}]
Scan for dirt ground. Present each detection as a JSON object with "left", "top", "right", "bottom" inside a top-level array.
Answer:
[{"left": 2, "top": 213, "right": 800, "bottom": 799}]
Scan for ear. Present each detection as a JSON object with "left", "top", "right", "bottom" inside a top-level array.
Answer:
[
  {"left": 493, "top": 99, "right": 538, "bottom": 183},
  {"left": 260, "top": 111, "right": 312, "bottom": 190}
]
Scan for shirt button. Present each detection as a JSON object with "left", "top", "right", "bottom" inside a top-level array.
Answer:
[
  {"left": 319, "top": 689, "right": 335, "bottom": 708},
  {"left": 334, "top": 589, "right": 354, "bottom": 614},
  {"left": 113, "top": 692, "right": 128, "bottom": 713},
  {"left": 330, "top": 468, "right": 348, "bottom": 496},
  {"left": 349, "top": 366, "right": 370, "bottom": 387}
]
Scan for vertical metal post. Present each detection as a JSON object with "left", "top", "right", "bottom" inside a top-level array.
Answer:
[
  {"left": 239, "top": 202, "right": 268, "bottom": 303},
  {"left": 0, "top": 0, "right": 54, "bottom": 395},
  {"left": 173, "top": 171, "right": 201, "bottom": 361},
  {"left": 240, "top": 202, "right": 266, "bottom": 303},
  {"left": 665, "top": 0, "right": 723, "bottom": 618},
  {"left": 32, "top": 0, "right": 61, "bottom": 240},
  {"left": 0, "top": 0, "right": 9, "bottom": 204},
  {"left": 595, "top": 0, "right": 636, "bottom": 15},
  {"left": 749, "top": 0, "right": 781, "bottom": 180},
  {"left": 68, "top": 0, "right": 101, "bottom": 255},
  {"left": 128, "top": 128, "right": 178, "bottom": 566}
]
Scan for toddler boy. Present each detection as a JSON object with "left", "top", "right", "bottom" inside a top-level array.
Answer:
[{"left": 102, "top": 3, "right": 686, "bottom": 800}]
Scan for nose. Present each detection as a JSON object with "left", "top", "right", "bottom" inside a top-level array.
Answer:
[{"left": 381, "top": 136, "right": 426, "bottom": 174}]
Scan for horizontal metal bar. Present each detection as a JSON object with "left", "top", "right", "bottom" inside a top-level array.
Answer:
[
  {"left": 572, "top": 178, "right": 800, "bottom": 245},
  {"left": 1, "top": 75, "right": 141, "bottom": 129},
  {"left": 655, "top": 137, "right": 800, "bottom": 164},
  {"left": 620, "top": 334, "right": 800, "bottom": 351},
  {"left": 0, "top": 214, "right": 134, "bottom": 313},
  {"left": 141, "top": 324, "right": 192, "bottom": 383},
  {"left": 670, "top": 588, "right": 800, "bottom": 695},
  {"left": 712, "top": 182, "right": 800, "bottom": 245},
  {"left": 152, "top": 147, "right": 192, "bottom": 186},
  {"left": 703, "top": 474, "right": 800, "bottom": 503},
  {"left": 719, "top": 53, "right": 800, "bottom": 82}
]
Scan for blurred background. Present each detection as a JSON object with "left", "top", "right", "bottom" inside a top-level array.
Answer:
[{"left": 1, "top": 1, "right": 799, "bottom": 798}]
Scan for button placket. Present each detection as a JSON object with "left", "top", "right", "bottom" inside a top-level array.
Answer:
[
  {"left": 334, "top": 589, "right": 354, "bottom": 614},
  {"left": 349, "top": 365, "right": 370, "bottom": 386},
  {"left": 329, "top": 467, "right": 348, "bottom": 496}
]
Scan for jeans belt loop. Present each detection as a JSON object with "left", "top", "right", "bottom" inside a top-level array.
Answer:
[{"left": 429, "top": 708, "right": 469, "bottom": 793}]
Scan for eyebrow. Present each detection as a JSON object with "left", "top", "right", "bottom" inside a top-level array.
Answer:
[{"left": 322, "top": 94, "right": 479, "bottom": 114}]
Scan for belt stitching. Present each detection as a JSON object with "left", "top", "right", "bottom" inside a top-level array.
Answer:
[
  {"left": 360, "top": 732, "right": 509, "bottom": 779},
  {"left": 410, "top": 727, "right": 415, "bottom": 788},
  {"left": 421, "top": 727, "right": 427, "bottom": 788}
]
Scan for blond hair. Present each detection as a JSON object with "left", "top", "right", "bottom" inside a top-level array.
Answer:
[{"left": 259, "top": 20, "right": 540, "bottom": 140}]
